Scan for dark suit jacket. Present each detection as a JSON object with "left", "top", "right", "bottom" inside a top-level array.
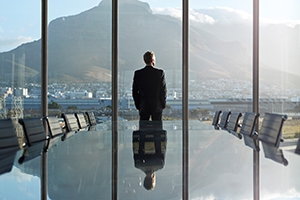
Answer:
[{"left": 132, "top": 66, "right": 167, "bottom": 114}]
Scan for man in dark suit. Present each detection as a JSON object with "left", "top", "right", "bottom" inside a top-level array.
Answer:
[{"left": 132, "top": 51, "right": 167, "bottom": 121}]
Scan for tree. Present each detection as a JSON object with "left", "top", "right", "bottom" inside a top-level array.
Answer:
[
  {"left": 294, "top": 103, "right": 300, "bottom": 112},
  {"left": 67, "top": 105, "right": 78, "bottom": 110},
  {"left": 189, "top": 108, "right": 209, "bottom": 119},
  {"left": 48, "top": 101, "right": 62, "bottom": 109}
]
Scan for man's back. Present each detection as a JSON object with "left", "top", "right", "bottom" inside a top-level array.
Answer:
[{"left": 134, "top": 66, "right": 164, "bottom": 100}]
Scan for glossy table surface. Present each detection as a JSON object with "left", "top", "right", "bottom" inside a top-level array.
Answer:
[{"left": 0, "top": 120, "right": 300, "bottom": 200}]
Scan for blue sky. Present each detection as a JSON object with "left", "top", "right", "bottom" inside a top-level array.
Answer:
[{"left": 0, "top": 0, "right": 300, "bottom": 52}]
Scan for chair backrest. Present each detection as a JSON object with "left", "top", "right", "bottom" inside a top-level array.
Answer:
[
  {"left": 0, "top": 152, "right": 17, "bottom": 175},
  {"left": 239, "top": 112, "right": 260, "bottom": 151},
  {"left": 226, "top": 112, "right": 242, "bottom": 132},
  {"left": 295, "top": 137, "right": 300, "bottom": 155},
  {"left": 219, "top": 111, "right": 231, "bottom": 129},
  {"left": 261, "top": 142, "right": 288, "bottom": 166},
  {"left": 18, "top": 118, "right": 47, "bottom": 147},
  {"left": 212, "top": 110, "right": 222, "bottom": 128},
  {"left": 61, "top": 113, "right": 79, "bottom": 132},
  {"left": 44, "top": 116, "right": 64, "bottom": 138},
  {"left": 85, "top": 112, "right": 97, "bottom": 126},
  {"left": 0, "top": 119, "right": 19, "bottom": 174},
  {"left": 0, "top": 118, "right": 20, "bottom": 154},
  {"left": 240, "top": 112, "right": 260, "bottom": 136},
  {"left": 258, "top": 113, "right": 287, "bottom": 148},
  {"left": 75, "top": 113, "right": 88, "bottom": 129}
]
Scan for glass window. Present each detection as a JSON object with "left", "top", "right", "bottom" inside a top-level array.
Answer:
[
  {"left": 260, "top": 0, "right": 300, "bottom": 199},
  {"left": 48, "top": 0, "right": 112, "bottom": 199},
  {"left": 0, "top": 1, "right": 42, "bottom": 198},
  {"left": 189, "top": 0, "right": 253, "bottom": 199},
  {"left": 189, "top": 0, "right": 253, "bottom": 114},
  {"left": 2, "top": 1, "right": 300, "bottom": 199},
  {"left": 260, "top": 0, "right": 300, "bottom": 139},
  {"left": 48, "top": 1, "right": 112, "bottom": 115},
  {"left": 119, "top": 0, "right": 182, "bottom": 198}
]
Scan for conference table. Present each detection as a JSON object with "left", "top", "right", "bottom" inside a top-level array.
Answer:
[{"left": 0, "top": 120, "right": 300, "bottom": 200}]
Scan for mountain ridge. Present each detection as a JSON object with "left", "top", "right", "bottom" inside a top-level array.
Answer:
[{"left": 0, "top": 0, "right": 299, "bottom": 89}]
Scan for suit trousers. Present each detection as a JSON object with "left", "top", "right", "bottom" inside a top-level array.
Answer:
[{"left": 139, "top": 112, "right": 162, "bottom": 121}]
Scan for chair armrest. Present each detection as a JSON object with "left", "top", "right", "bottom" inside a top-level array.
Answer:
[
  {"left": 280, "top": 138, "right": 284, "bottom": 142},
  {"left": 22, "top": 142, "right": 27, "bottom": 148},
  {"left": 251, "top": 131, "right": 259, "bottom": 139}
]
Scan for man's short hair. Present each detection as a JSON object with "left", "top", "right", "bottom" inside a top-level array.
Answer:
[{"left": 143, "top": 51, "right": 155, "bottom": 64}]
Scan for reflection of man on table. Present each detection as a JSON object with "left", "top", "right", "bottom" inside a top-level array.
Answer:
[{"left": 132, "top": 121, "right": 167, "bottom": 190}]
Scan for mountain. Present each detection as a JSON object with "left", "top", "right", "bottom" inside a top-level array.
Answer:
[
  {"left": 192, "top": 9, "right": 300, "bottom": 76},
  {"left": 0, "top": 0, "right": 299, "bottom": 89}
]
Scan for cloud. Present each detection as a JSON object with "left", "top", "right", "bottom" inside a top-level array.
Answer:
[
  {"left": 261, "top": 188, "right": 300, "bottom": 200},
  {"left": 193, "top": 7, "right": 252, "bottom": 25},
  {"left": 11, "top": 166, "right": 37, "bottom": 182},
  {"left": 0, "top": 36, "right": 35, "bottom": 52},
  {"left": 260, "top": 18, "right": 300, "bottom": 27},
  {"left": 216, "top": 6, "right": 252, "bottom": 20},
  {"left": 153, "top": 6, "right": 300, "bottom": 27},
  {"left": 152, "top": 6, "right": 250, "bottom": 24},
  {"left": 190, "top": 9, "right": 216, "bottom": 24},
  {"left": 154, "top": 7, "right": 182, "bottom": 19},
  {"left": 153, "top": 7, "right": 216, "bottom": 24},
  {"left": 211, "top": 7, "right": 300, "bottom": 27}
]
